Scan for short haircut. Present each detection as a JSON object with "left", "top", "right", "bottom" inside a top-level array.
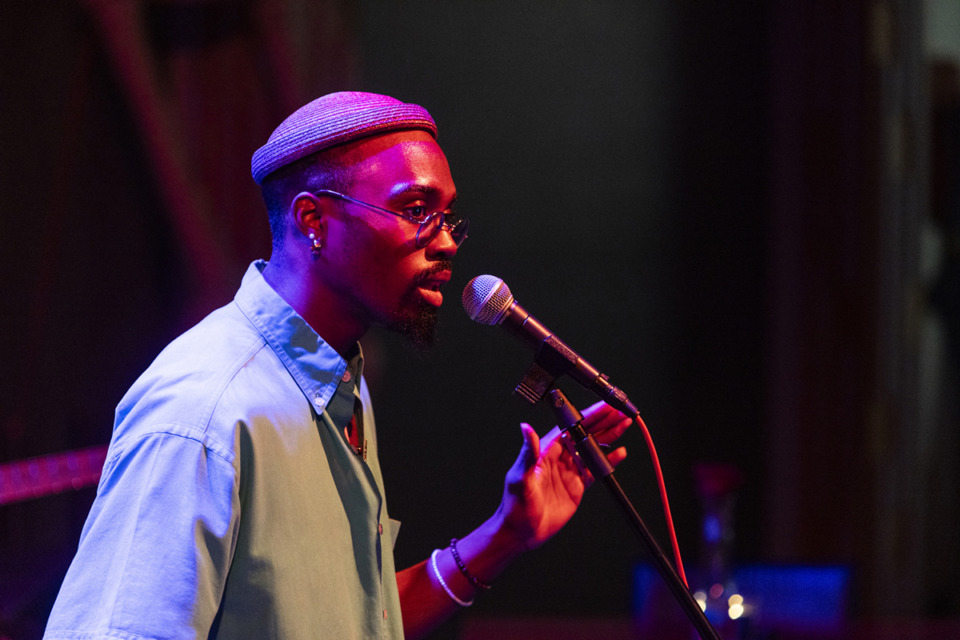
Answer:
[{"left": 258, "top": 148, "right": 355, "bottom": 249}]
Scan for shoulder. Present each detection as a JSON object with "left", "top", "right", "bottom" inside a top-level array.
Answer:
[{"left": 111, "top": 301, "right": 279, "bottom": 461}]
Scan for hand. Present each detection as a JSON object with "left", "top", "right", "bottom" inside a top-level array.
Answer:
[{"left": 496, "top": 400, "right": 631, "bottom": 551}]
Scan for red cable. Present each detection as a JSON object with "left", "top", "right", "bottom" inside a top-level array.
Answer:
[{"left": 634, "top": 412, "right": 688, "bottom": 587}]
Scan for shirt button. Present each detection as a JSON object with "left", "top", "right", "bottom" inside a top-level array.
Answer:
[{"left": 383, "top": 609, "right": 388, "bottom": 620}]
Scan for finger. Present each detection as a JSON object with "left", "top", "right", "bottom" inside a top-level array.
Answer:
[
  {"left": 581, "top": 401, "right": 630, "bottom": 432},
  {"left": 576, "top": 446, "right": 627, "bottom": 491},
  {"left": 538, "top": 426, "right": 563, "bottom": 452},
  {"left": 516, "top": 423, "right": 541, "bottom": 471},
  {"left": 580, "top": 400, "right": 611, "bottom": 422},
  {"left": 606, "top": 446, "right": 628, "bottom": 468},
  {"left": 582, "top": 409, "right": 632, "bottom": 445},
  {"left": 592, "top": 416, "right": 633, "bottom": 447}
]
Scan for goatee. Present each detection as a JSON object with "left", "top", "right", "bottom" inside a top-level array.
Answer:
[
  {"left": 394, "top": 299, "right": 439, "bottom": 351},
  {"left": 391, "top": 260, "right": 451, "bottom": 351}
]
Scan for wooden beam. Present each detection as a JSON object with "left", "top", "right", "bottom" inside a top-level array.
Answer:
[{"left": 82, "top": 0, "right": 233, "bottom": 305}]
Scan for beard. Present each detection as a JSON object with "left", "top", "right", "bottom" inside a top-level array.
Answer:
[
  {"left": 391, "top": 293, "right": 439, "bottom": 351},
  {"left": 387, "top": 260, "right": 452, "bottom": 351}
]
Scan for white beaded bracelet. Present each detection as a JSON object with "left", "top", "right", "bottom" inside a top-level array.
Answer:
[{"left": 431, "top": 548, "right": 474, "bottom": 607}]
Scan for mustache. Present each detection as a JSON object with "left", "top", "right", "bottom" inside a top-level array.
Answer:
[{"left": 412, "top": 260, "right": 453, "bottom": 287}]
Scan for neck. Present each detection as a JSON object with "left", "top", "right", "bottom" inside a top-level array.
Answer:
[{"left": 260, "top": 255, "right": 366, "bottom": 358}]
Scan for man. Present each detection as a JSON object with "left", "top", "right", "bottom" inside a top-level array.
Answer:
[{"left": 44, "top": 92, "right": 630, "bottom": 639}]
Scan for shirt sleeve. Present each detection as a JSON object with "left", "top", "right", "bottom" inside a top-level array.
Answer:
[{"left": 44, "top": 428, "right": 240, "bottom": 640}]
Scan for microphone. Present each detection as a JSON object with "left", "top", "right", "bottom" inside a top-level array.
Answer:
[{"left": 462, "top": 275, "right": 637, "bottom": 415}]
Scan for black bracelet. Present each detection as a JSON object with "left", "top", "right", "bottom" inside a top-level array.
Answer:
[{"left": 449, "top": 538, "right": 493, "bottom": 590}]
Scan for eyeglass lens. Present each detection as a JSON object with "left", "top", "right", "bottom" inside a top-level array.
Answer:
[{"left": 418, "top": 213, "right": 468, "bottom": 247}]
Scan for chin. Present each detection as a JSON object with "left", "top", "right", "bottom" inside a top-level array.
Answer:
[{"left": 392, "top": 299, "right": 439, "bottom": 352}]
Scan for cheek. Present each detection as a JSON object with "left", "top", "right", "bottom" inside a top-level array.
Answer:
[{"left": 337, "top": 218, "right": 416, "bottom": 291}]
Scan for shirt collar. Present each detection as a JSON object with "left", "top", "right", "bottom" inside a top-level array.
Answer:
[
  {"left": 234, "top": 260, "right": 356, "bottom": 414},
  {"left": 326, "top": 345, "right": 365, "bottom": 431}
]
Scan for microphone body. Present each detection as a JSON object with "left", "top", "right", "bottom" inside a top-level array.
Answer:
[{"left": 463, "top": 275, "right": 636, "bottom": 415}]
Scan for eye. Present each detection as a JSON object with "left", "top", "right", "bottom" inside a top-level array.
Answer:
[{"left": 404, "top": 205, "right": 430, "bottom": 221}]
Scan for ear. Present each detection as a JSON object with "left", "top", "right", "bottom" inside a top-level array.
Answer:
[{"left": 291, "top": 191, "right": 323, "bottom": 242}]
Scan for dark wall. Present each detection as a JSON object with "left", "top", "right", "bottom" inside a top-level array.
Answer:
[
  {"left": 356, "top": 0, "right": 769, "bottom": 629},
  {"left": 0, "top": 5, "right": 198, "bottom": 638}
]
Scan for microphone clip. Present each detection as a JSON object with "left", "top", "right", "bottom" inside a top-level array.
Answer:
[
  {"left": 514, "top": 361, "right": 556, "bottom": 405},
  {"left": 513, "top": 335, "right": 583, "bottom": 405}
]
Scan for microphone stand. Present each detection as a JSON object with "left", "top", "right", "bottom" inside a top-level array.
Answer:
[{"left": 546, "top": 388, "right": 722, "bottom": 640}]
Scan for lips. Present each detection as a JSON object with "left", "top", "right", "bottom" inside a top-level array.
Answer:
[{"left": 415, "top": 269, "right": 451, "bottom": 307}]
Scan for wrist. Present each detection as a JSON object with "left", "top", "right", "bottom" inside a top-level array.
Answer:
[
  {"left": 477, "top": 507, "right": 532, "bottom": 568},
  {"left": 436, "top": 513, "right": 527, "bottom": 599},
  {"left": 430, "top": 548, "right": 474, "bottom": 607},
  {"left": 489, "top": 502, "right": 537, "bottom": 555},
  {"left": 450, "top": 538, "right": 493, "bottom": 590}
]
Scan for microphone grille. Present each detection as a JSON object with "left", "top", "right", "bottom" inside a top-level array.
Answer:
[{"left": 462, "top": 275, "right": 514, "bottom": 325}]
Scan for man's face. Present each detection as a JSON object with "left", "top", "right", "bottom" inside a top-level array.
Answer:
[{"left": 321, "top": 130, "right": 459, "bottom": 348}]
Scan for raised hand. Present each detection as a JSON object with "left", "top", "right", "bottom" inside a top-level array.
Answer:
[{"left": 497, "top": 400, "right": 632, "bottom": 550}]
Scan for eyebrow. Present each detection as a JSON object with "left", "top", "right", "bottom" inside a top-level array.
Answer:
[{"left": 388, "top": 184, "right": 458, "bottom": 209}]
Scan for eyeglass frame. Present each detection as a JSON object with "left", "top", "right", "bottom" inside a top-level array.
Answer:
[{"left": 311, "top": 189, "right": 469, "bottom": 248}]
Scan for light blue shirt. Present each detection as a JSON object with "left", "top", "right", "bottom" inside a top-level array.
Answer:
[{"left": 45, "top": 261, "right": 404, "bottom": 639}]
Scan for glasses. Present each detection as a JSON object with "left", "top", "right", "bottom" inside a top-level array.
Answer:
[{"left": 313, "top": 189, "right": 469, "bottom": 248}]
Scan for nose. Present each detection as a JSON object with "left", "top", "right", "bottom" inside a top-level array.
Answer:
[{"left": 424, "top": 223, "right": 459, "bottom": 258}]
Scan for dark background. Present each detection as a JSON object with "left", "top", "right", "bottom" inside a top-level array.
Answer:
[{"left": 2, "top": 1, "right": 959, "bottom": 638}]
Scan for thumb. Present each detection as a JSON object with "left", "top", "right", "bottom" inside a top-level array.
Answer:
[{"left": 512, "top": 423, "right": 541, "bottom": 475}]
